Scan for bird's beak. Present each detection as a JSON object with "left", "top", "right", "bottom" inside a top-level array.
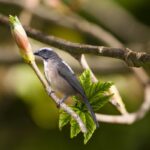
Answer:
[{"left": 34, "top": 51, "right": 39, "bottom": 56}]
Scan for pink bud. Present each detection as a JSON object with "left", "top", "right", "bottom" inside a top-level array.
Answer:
[{"left": 9, "top": 15, "right": 34, "bottom": 63}]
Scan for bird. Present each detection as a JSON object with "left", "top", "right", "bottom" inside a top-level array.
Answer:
[{"left": 34, "top": 47, "right": 99, "bottom": 128}]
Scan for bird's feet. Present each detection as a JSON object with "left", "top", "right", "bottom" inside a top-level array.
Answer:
[
  {"left": 57, "top": 101, "right": 62, "bottom": 108},
  {"left": 56, "top": 95, "right": 68, "bottom": 108}
]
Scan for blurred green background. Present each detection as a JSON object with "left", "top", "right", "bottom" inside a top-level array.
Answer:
[{"left": 0, "top": 0, "right": 150, "bottom": 150}]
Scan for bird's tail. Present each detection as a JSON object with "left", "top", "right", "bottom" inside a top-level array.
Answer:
[{"left": 82, "top": 95, "right": 99, "bottom": 128}]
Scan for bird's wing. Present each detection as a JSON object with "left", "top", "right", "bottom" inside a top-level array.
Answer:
[{"left": 57, "top": 61, "right": 85, "bottom": 96}]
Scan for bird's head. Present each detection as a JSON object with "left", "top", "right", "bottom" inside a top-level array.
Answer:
[{"left": 34, "top": 48, "right": 59, "bottom": 60}]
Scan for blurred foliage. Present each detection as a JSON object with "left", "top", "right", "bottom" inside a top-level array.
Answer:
[
  {"left": 117, "top": 0, "right": 150, "bottom": 25},
  {"left": 0, "top": 3, "right": 21, "bottom": 17},
  {"left": 0, "top": 0, "right": 150, "bottom": 150},
  {"left": 4, "top": 64, "right": 59, "bottom": 129},
  {"left": 46, "top": 25, "right": 84, "bottom": 43}
]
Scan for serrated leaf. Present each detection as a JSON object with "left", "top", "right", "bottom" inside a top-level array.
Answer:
[
  {"left": 59, "top": 110, "right": 71, "bottom": 130},
  {"left": 91, "top": 94, "right": 113, "bottom": 111},
  {"left": 98, "top": 82, "right": 113, "bottom": 91},
  {"left": 70, "top": 118, "right": 80, "bottom": 138},
  {"left": 78, "top": 80, "right": 113, "bottom": 111},
  {"left": 70, "top": 110, "right": 86, "bottom": 138},
  {"left": 84, "top": 113, "right": 96, "bottom": 144},
  {"left": 87, "top": 82, "right": 113, "bottom": 99},
  {"left": 72, "top": 96, "right": 82, "bottom": 108},
  {"left": 79, "top": 70, "right": 92, "bottom": 91}
]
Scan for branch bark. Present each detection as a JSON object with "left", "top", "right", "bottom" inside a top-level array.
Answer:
[{"left": 0, "top": 14, "right": 150, "bottom": 67}]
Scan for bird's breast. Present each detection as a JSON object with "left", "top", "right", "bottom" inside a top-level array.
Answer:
[{"left": 44, "top": 60, "right": 75, "bottom": 95}]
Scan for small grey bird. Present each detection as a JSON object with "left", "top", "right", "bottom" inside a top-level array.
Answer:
[{"left": 34, "top": 48, "right": 99, "bottom": 128}]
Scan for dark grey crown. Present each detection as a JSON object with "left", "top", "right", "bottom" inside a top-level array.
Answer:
[{"left": 34, "top": 48, "right": 61, "bottom": 60}]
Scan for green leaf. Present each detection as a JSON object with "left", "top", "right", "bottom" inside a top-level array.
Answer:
[
  {"left": 79, "top": 70, "right": 92, "bottom": 91},
  {"left": 86, "top": 82, "right": 113, "bottom": 99},
  {"left": 78, "top": 70, "right": 113, "bottom": 111},
  {"left": 70, "top": 110, "right": 86, "bottom": 138},
  {"left": 70, "top": 117, "right": 80, "bottom": 138},
  {"left": 91, "top": 94, "right": 113, "bottom": 111},
  {"left": 59, "top": 110, "right": 71, "bottom": 130},
  {"left": 98, "top": 82, "right": 113, "bottom": 91},
  {"left": 84, "top": 112, "right": 96, "bottom": 144}
]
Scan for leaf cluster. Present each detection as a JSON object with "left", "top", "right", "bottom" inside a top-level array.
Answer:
[{"left": 59, "top": 70, "right": 113, "bottom": 144}]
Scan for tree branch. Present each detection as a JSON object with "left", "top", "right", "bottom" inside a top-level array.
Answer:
[
  {"left": 0, "top": 14, "right": 149, "bottom": 67},
  {"left": 22, "top": 29, "right": 150, "bottom": 67},
  {"left": 0, "top": 0, "right": 122, "bottom": 46}
]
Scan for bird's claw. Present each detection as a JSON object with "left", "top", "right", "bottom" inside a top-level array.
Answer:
[
  {"left": 56, "top": 95, "right": 68, "bottom": 108},
  {"left": 56, "top": 101, "right": 62, "bottom": 108}
]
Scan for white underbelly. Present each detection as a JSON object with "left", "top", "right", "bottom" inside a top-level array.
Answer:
[{"left": 53, "top": 75, "right": 75, "bottom": 94}]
